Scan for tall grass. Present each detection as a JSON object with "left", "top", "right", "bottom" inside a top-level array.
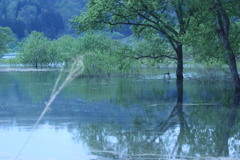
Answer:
[{"left": 13, "top": 56, "right": 85, "bottom": 160}]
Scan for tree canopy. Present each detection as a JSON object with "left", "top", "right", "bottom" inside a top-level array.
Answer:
[{"left": 19, "top": 31, "right": 50, "bottom": 68}]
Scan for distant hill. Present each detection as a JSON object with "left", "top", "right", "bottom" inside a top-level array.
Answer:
[
  {"left": 0, "top": 0, "right": 132, "bottom": 39},
  {"left": 0, "top": 0, "right": 87, "bottom": 39}
]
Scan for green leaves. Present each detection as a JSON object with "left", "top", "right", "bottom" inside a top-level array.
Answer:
[
  {"left": 0, "top": 27, "right": 15, "bottom": 54},
  {"left": 18, "top": 31, "right": 132, "bottom": 76},
  {"left": 183, "top": 0, "right": 240, "bottom": 64},
  {"left": 19, "top": 31, "right": 50, "bottom": 68},
  {"left": 78, "top": 33, "right": 131, "bottom": 76}
]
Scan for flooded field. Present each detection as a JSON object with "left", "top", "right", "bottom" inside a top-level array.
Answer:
[{"left": 0, "top": 72, "right": 239, "bottom": 160}]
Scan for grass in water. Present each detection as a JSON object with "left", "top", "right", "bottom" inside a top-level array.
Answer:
[{"left": 13, "top": 56, "right": 85, "bottom": 160}]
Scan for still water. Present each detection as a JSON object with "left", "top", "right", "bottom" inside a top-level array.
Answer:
[{"left": 0, "top": 72, "right": 239, "bottom": 160}]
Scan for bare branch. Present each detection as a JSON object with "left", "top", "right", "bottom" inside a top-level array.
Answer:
[
  {"left": 139, "top": 0, "right": 179, "bottom": 37},
  {"left": 126, "top": 54, "right": 177, "bottom": 60},
  {"left": 113, "top": 0, "right": 179, "bottom": 42}
]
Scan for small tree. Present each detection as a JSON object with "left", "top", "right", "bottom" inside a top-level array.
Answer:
[
  {"left": 47, "top": 40, "right": 62, "bottom": 67},
  {"left": 77, "top": 33, "right": 129, "bottom": 76},
  {"left": 55, "top": 35, "right": 79, "bottom": 65},
  {"left": 19, "top": 31, "right": 50, "bottom": 68}
]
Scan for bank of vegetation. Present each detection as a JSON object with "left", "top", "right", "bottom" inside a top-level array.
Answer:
[{"left": 17, "top": 31, "right": 141, "bottom": 77}]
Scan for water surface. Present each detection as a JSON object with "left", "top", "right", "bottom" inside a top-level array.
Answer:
[{"left": 0, "top": 72, "right": 239, "bottom": 160}]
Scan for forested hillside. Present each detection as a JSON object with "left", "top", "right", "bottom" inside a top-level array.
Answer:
[{"left": 0, "top": 0, "right": 87, "bottom": 39}]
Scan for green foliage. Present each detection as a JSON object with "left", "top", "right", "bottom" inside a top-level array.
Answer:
[
  {"left": 184, "top": 0, "right": 240, "bottom": 64},
  {"left": 55, "top": 0, "right": 88, "bottom": 32},
  {"left": 79, "top": 33, "right": 131, "bottom": 76},
  {"left": 54, "top": 35, "right": 79, "bottom": 64},
  {"left": 79, "top": 33, "right": 114, "bottom": 52},
  {"left": 46, "top": 40, "right": 62, "bottom": 66},
  {"left": 54, "top": 33, "right": 136, "bottom": 76},
  {"left": 18, "top": 31, "right": 133, "bottom": 76},
  {"left": 72, "top": 0, "right": 192, "bottom": 40},
  {"left": 130, "top": 35, "right": 176, "bottom": 65},
  {"left": 0, "top": 0, "right": 72, "bottom": 39},
  {"left": 0, "top": 27, "right": 15, "bottom": 54},
  {"left": 109, "top": 32, "right": 125, "bottom": 39},
  {"left": 183, "top": 20, "right": 226, "bottom": 63},
  {"left": 72, "top": 0, "right": 196, "bottom": 80},
  {"left": 71, "top": 0, "right": 240, "bottom": 74},
  {"left": 83, "top": 53, "right": 118, "bottom": 77},
  {"left": 19, "top": 31, "right": 50, "bottom": 68}
]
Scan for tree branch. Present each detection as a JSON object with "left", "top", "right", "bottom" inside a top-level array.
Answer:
[
  {"left": 139, "top": 0, "right": 179, "bottom": 37},
  {"left": 114, "top": 0, "right": 179, "bottom": 41},
  {"left": 184, "top": 11, "right": 193, "bottom": 31},
  {"left": 126, "top": 54, "right": 177, "bottom": 60}
]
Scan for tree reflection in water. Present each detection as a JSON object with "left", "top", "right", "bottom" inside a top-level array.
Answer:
[
  {"left": 1, "top": 73, "right": 240, "bottom": 159},
  {"left": 215, "top": 92, "right": 240, "bottom": 157},
  {"left": 71, "top": 81, "right": 240, "bottom": 160}
]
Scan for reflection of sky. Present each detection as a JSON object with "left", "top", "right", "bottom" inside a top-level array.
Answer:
[
  {"left": 0, "top": 72, "right": 239, "bottom": 159},
  {"left": 0, "top": 117, "right": 239, "bottom": 159},
  {"left": 229, "top": 137, "right": 240, "bottom": 157},
  {"left": 0, "top": 124, "right": 95, "bottom": 160}
]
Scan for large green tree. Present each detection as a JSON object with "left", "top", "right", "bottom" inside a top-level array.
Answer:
[{"left": 72, "top": 0, "right": 194, "bottom": 80}]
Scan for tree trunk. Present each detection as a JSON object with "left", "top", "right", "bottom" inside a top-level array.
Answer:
[
  {"left": 176, "top": 44, "right": 184, "bottom": 81},
  {"left": 224, "top": 41, "right": 240, "bottom": 92},
  {"left": 215, "top": 0, "right": 240, "bottom": 92}
]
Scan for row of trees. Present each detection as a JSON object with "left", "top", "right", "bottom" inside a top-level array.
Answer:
[
  {"left": 72, "top": 0, "right": 240, "bottom": 91},
  {"left": 18, "top": 31, "right": 141, "bottom": 76}
]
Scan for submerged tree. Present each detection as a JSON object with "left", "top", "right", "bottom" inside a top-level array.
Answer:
[
  {"left": 72, "top": 0, "right": 195, "bottom": 80},
  {"left": 18, "top": 31, "right": 129, "bottom": 75},
  {"left": 55, "top": 35, "right": 79, "bottom": 64},
  {"left": 79, "top": 33, "right": 128, "bottom": 77},
  {"left": 19, "top": 31, "right": 50, "bottom": 68},
  {"left": 55, "top": 33, "right": 130, "bottom": 76}
]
